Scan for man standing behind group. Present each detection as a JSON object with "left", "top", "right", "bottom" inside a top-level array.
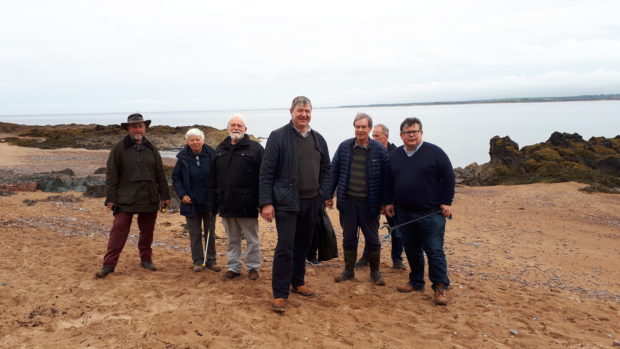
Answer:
[
  {"left": 259, "top": 96, "right": 331, "bottom": 313},
  {"left": 356, "top": 123, "right": 405, "bottom": 270},
  {"left": 385, "top": 117, "right": 455, "bottom": 306},
  {"left": 211, "top": 114, "right": 264, "bottom": 280},
  {"left": 327, "top": 113, "right": 390, "bottom": 286},
  {"left": 96, "top": 113, "right": 170, "bottom": 278}
]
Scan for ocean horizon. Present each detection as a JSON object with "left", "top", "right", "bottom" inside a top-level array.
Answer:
[{"left": 1, "top": 100, "right": 619, "bottom": 168}]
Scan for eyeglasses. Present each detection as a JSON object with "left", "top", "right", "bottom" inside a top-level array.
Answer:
[{"left": 402, "top": 130, "right": 421, "bottom": 136}]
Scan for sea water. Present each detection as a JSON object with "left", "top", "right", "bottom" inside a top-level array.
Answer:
[{"left": 1, "top": 100, "right": 618, "bottom": 167}]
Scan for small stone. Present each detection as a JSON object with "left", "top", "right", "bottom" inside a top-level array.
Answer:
[
  {"left": 509, "top": 329, "right": 519, "bottom": 336},
  {"left": 2, "top": 282, "right": 8, "bottom": 286},
  {"left": 613, "top": 340, "right": 620, "bottom": 347}
]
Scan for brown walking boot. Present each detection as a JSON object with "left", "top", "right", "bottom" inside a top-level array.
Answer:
[
  {"left": 291, "top": 285, "right": 317, "bottom": 298},
  {"left": 433, "top": 284, "right": 448, "bottom": 305},
  {"left": 271, "top": 298, "right": 288, "bottom": 313}
]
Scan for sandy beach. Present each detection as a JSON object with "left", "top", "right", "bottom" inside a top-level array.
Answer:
[{"left": 0, "top": 143, "right": 618, "bottom": 348}]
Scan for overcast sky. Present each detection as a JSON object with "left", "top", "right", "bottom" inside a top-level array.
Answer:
[{"left": 1, "top": 0, "right": 619, "bottom": 115}]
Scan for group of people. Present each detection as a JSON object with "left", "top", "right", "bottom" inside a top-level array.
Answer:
[{"left": 94, "top": 95, "right": 456, "bottom": 313}]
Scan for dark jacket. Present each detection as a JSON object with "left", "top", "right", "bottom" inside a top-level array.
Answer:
[
  {"left": 328, "top": 138, "right": 390, "bottom": 215},
  {"left": 105, "top": 135, "right": 170, "bottom": 213},
  {"left": 387, "top": 142, "right": 397, "bottom": 153},
  {"left": 259, "top": 121, "right": 331, "bottom": 211},
  {"left": 171, "top": 144, "right": 214, "bottom": 217},
  {"left": 210, "top": 134, "right": 264, "bottom": 218}
]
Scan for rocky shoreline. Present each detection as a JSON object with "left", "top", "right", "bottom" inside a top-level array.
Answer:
[
  {"left": 455, "top": 132, "right": 620, "bottom": 193},
  {"left": 1, "top": 122, "right": 618, "bottom": 194}
]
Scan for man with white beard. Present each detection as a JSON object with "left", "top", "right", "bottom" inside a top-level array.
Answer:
[{"left": 210, "top": 114, "right": 264, "bottom": 280}]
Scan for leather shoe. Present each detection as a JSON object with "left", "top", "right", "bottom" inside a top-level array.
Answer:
[
  {"left": 433, "top": 284, "right": 448, "bottom": 305},
  {"left": 141, "top": 260, "right": 157, "bottom": 271},
  {"left": 248, "top": 269, "right": 259, "bottom": 280},
  {"left": 95, "top": 266, "right": 113, "bottom": 278},
  {"left": 222, "top": 270, "right": 241, "bottom": 279},
  {"left": 291, "top": 285, "right": 317, "bottom": 298},
  {"left": 271, "top": 298, "right": 288, "bottom": 313},
  {"left": 397, "top": 283, "right": 425, "bottom": 293}
]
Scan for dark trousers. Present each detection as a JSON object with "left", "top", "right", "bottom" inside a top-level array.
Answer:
[
  {"left": 362, "top": 214, "right": 403, "bottom": 262},
  {"left": 102, "top": 211, "right": 157, "bottom": 269},
  {"left": 339, "top": 197, "right": 381, "bottom": 252},
  {"left": 397, "top": 208, "right": 450, "bottom": 290},
  {"left": 186, "top": 212, "right": 216, "bottom": 265},
  {"left": 272, "top": 196, "right": 321, "bottom": 299}
]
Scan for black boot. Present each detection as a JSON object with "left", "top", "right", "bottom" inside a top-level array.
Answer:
[
  {"left": 335, "top": 249, "right": 356, "bottom": 282},
  {"left": 368, "top": 250, "right": 385, "bottom": 286}
]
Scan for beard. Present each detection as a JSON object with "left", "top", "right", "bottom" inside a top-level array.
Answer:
[{"left": 229, "top": 131, "right": 244, "bottom": 142}]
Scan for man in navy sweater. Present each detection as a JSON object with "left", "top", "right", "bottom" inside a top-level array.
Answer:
[{"left": 385, "top": 117, "right": 455, "bottom": 305}]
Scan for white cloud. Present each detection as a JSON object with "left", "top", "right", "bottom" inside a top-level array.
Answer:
[{"left": 1, "top": 1, "right": 619, "bottom": 114}]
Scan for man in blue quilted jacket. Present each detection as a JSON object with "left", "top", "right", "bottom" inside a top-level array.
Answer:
[{"left": 326, "top": 113, "right": 390, "bottom": 286}]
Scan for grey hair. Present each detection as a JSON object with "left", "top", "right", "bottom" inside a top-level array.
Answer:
[
  {"left": 185, "top": 128, "right": 205, "bottom": 140},
  {"left": 353, "top": 113, "right": 373, "bottom": 129},
  {"left": 400, "top": 117, "right": 423, "bottom": 132},
  {"left": 290, "top": 96, "right": 312, "bottom": 111},
  {"left": 374, "top": 123, "right": 389, "bottom": 136},
  {"left": 228, "top": 113, "right": 247, "bottom": 127}
]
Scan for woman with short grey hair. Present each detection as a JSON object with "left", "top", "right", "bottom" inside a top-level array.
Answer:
[{"left": 172, "top": 128, "right": 221, "bottom": 272}]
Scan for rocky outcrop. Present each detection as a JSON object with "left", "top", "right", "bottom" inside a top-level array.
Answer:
[
  {"left": 0, "top": 168, "right": 106, "bottom": 195},
  {"left": 0, "top": 122, "right": 260, "bottom": 151},
  {"left": 455, "top": 132, "right": 620, "bottom": 193}
]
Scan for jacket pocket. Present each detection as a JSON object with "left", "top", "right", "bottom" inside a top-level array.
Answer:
[{"left": 273, "top": 181, "right": 295, "bottom": 206}]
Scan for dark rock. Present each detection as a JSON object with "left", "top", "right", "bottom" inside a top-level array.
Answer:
[
  {"left": 94, "top": 167, "right": 107, "bottom": 174},
  {"left": 84, "top": 184, "right": 106, "bottom": 198},
  {"left": 461, "top": 132, "right": 620, "bottom": 193},
  {"left": 546, "top": 132, "right": 584, "bottom": 148}
]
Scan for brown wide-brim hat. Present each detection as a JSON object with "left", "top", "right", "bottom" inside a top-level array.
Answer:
[{"left": 121, "top": 113, "right": 152, "bottom": 130}]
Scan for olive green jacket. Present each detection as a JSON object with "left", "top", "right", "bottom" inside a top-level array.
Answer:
[{"left": 105, "top": 135, "right": 170, "bottom": 212}]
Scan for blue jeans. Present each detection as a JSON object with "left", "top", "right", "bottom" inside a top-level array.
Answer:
[{"left": 397, "top": 208, "right": 450, "bottom": 290}]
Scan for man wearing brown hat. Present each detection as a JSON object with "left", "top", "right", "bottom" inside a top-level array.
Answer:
[{"left": 95, "top": 113, "right": 170, "bottom": 278}]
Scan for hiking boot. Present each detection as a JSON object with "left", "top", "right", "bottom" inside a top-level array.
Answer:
[
  {"left": 248, "top": 269, "right": 259, "bottom": 280},
  {"left": 193, "top": 264, "right": 204, "bottom": 272},
  {"left": 433, "top": 284, "right": 448, "bottom": 306},
  {"left": 335, "top": 249, "right": 356, "bottom": 282},
  {"left": 392, "top": 260, "right": 407, "bottom": 270},
  {"left": 355, "top": 255, "right": 369, "bottom": 269},
  {"left": 368, "top": 251, "right": 385, "bottom": 286},
  {"left": 222, "top": 270, "right": 241, "bottom": 279},
  {"left": 396, "top": 283, "right": 425, "bottom": 293},
  {"left": 205, "top": 261, "right": 222, "bottom": 272},
  {"left": 141, "top": 260, "right": 157, "bottom": 271},
  {"left": 95, "top": 266, "right": 113, "bottom": 278},
  {"left": 291, "top": 285, "right": 317, "bottom": 298},
  {"left": 271, "top": 298, "right": 288, "bottom": 313}
]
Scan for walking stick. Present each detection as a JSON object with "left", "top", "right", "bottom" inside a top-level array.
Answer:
[{"left": 380, "top": 210, "right": 447, "bottom": 241}]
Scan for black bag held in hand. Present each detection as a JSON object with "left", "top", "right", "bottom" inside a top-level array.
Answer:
[{"left": 317, "top": 207, "right": 338, "bottom": 261}]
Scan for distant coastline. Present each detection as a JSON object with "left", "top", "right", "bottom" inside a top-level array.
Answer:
[{"left": 338, "top": 93, "right": 620, "bottom": 108}]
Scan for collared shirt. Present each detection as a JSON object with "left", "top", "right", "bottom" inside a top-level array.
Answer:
[
  {"left": 353, "top": 140, "right": 369, "bottom": 150},
  {"left": 293, "top": 125, "right": 312, "bottom": 138},
  {"left": 404, "top": 141, "right": 424, "bottom": 157}
]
